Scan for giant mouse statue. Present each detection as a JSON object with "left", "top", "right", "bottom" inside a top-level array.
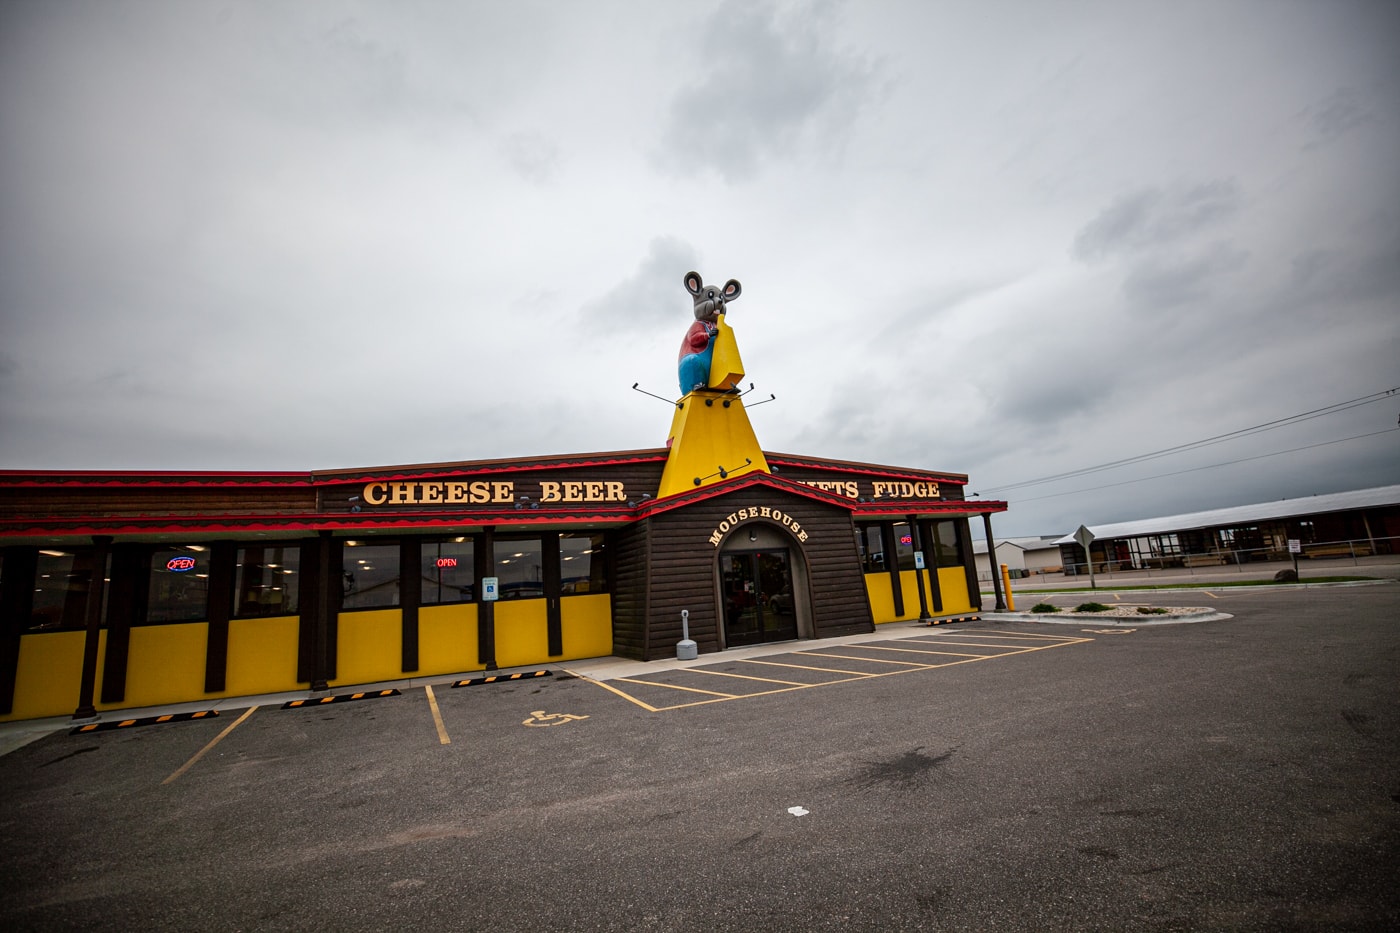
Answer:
[{"left": 677, "top": 271, "right": 741, "bottom": 394}]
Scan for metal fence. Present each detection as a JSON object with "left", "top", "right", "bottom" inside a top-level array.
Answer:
[{"left": 1053, "top": 535, "right": 1399, "bottom": 580}]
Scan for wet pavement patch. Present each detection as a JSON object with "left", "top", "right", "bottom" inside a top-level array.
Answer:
[{"left": 845, "top": 747, "right": 957, "bottom": 790}]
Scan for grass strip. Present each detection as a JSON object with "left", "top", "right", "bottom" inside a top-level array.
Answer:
[{"left": 983, "top": 575, "right": 1377, "bottom": 595}]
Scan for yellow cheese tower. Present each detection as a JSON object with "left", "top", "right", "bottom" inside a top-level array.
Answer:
[
  {"left": 656, "top": 390, "right": 770, "bottom": 499},
  {"left": 705, "top": 315, "right": 745, "bottom": 391}
]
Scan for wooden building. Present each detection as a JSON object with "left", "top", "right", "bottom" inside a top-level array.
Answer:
[{"left": 0, "top": 446, "right": 1007, "bottom": 721}]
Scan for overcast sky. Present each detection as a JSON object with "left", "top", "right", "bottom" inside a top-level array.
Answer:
[{"left": 2, "top": 0, "right": 1397, "bottom": 537}]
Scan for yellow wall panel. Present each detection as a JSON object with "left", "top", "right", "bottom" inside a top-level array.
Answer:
[
  {"left": 895, "top": 571, "right": 924, "bottom": 620},
  {"left": 222, "top": 615, "right": 301, "bottom": 697},
  {"left": 116, "top": 623, "right": 209, "bottom": 710},
  {"left": 418, "top": 603, "right": 483, "bottom": 676},
  {"left": 493, "top": 599, "right": 549, "bottom": 668},
  {"left": 2, "top": 630, "right": 99, "bottom": 722},
  {"left": 332, "top": 610, "right": 402, "bottom": 687},
  {"left": 865, "top": 572, "right": 897, "bottom": 624},
  {"left": 559, "top": 594, "right": 612, "bottom": 660},
  {"left": 937, "top": 567, "right": 974, "bottom": 614}
]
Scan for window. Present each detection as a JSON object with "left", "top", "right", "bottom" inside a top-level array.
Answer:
[
  {"left": 342, "top": 541, "right": 400, "bottom": 610},
  {"left": 560, "top": 533, "right": 609, "bottom": 594},
  {"left": 857, "top": 523, "right": 885, "bottom": 573},
  {"left": 931, "top": 521, "right": 962, "bottom": 568},
  {"left": 495, "top": 537, "right": 543, "bottom": 600},
  {"left": 147, "top": 546, "right": 211, "bottom": 623},
  {"left": 235, "top": 546, "right": 300, "bottom": 617},
  {"left": 892, "top": 522, "right": 916, "bottom": 570},
  {"left": 30, "top": 548, "right": 105, "bottom": 632},
  {"left": 422, "top": 537, "right": 475, "bottom": 604}
]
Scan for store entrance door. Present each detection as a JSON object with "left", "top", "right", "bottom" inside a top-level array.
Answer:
[{"left": 720, "top": 549, "right": 797, "bottom": 647}]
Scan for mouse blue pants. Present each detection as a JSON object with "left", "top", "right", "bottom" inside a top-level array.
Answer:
[{"left": 678, "top": 345, "right": 713, "bottom": 395}]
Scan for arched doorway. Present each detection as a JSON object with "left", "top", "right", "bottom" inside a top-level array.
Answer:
[{"left": 717, "top": 523, "right": 810, "bottom": 648}]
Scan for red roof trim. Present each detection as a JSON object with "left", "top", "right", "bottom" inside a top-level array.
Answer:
[
  {"left": 766, "top": 452, "right": 969, "bottom": 485},
  {"left": 0, "top": 472, "right": 315, "bottom": 489},
  {"left": 852, "top": 500, "right": 1008, "bottom": 518},
  {"left": 635, "top": 472, "right": 861, "bottom": 519},
  {"left": 310, "top": 450, "right": 670, "bottom": 483}
]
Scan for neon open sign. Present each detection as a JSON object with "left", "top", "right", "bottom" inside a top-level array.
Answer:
[
  {"left": 167, "top": 556, "right": 197, "bottom": 572},
  {"left": 435, "top": 557, "right": 458, "bottom": 569}
]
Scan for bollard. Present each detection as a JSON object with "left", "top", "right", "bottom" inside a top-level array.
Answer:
[
  {"left": 1000, "top": 563, "right": 1016, "bottom": 612},
  {"left": 677, "top": 609, "right": 698, "bottom": 660}
]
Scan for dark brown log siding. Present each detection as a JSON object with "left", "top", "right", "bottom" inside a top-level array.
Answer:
[
  {"left": 609, "top": 521, "right": 652, "bottom": 660},
  {"left": 642, "top": 487, "right": 873, "bottom": 659},
  {"left": 0, "top": 487, "right": 317, "bottom": 520}
]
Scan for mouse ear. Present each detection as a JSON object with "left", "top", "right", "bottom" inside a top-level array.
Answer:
[
  {"left": 722, "top": 279, "right": 741, "bottom": 301},
  {"left": 684, "top": 271, "right": 703, "bottom": 296}
]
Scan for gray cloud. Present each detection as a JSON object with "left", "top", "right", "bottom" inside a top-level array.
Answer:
[
  {"left": 1303, "top": 86, "right": 1376, "bottom": 148},
  {"left": 1121, "top": 242, "right": 1250, "bottom": 311},
  {"left": 1290, "top": 238, "right": 1400, "bottom": 309},
  {"left": 655, "top": 0, "right": 879, "bottom": 181},
  {"left": 873, "top": 275, "right": 1022, "bottom": 343},
  {"left": 579, "top": 237, "right": 701, "bottom": 328},
  {"left": 1072, "top": 181, "right": 1242, "bottom": 262},
  {"left": 502, "top": 131, "right": 562, "bottom": 184}
]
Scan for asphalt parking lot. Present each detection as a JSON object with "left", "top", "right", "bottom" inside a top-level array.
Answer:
[{"left": 2, "top": 583, "right": 1397, "bottom": 932}]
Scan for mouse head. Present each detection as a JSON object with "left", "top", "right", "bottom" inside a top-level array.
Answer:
[{"left": 684, "top": 271, "right": 741, "bottom": 323}]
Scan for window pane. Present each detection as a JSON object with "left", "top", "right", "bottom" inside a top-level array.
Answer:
[
  {"left": 893, "top": 522, "right": 916, "bottom": 570},
  {"left": 560, "top": 533, "right": 609, "bottom": 595},
  {"left": 31, "top": 548, "right": 101, "bottom": 632},
  {"left": 148, "top": 546, "right": 211, "bottom": 623},
  {"left": 932, "top": 521, "right": 962, "bottom": 567},
  {"left": 235, "top": 546, "right": 300, "bottom": 617},
  {"left": 857, "top": 524, "right": 885, "bottom": 574},
  {"left": 495, "top": 537, "right": 543, "bottom": 600},
  {"left": 422, "top": 537, "right": 475, "bottom": 604},
  {"left": 342, "top": 542, "right": 400, "bottom": 610}
]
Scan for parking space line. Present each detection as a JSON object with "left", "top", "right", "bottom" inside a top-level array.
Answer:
[
  {"left": 924, "top": 631, "right": 1083, "bottom": 641},
  {"left": 162, "top": 705, "right": 259, "bottom": 786},
  {"left": 853, "top": 644, "right": 990, "bottom": 658},
  {"left": 615, "top": 678, "right": 739, "bottom": 698},
  {"left": 574, "top": 675, "right": 663, "bottom": 712},
  {"left": 741, "top": 658, "right": 880, "bottom": 676},
  {"left": 912, "top": 639, "right": 1080, "bottom": 650},
  {"left": 793, "top": 650, "right": 936, "bottom": 667},
  {"left": 687, "top": 668, "right": 810, "bottom": 686},
  {"left": 574, "top": 633, "right": 1095, "bottom": 712},
  {"left": 424, "top": 685, "right": 451, "bottom": 745}
]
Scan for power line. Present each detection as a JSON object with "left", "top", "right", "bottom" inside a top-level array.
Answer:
[
  {"left": 1005, "top": 427, "right": 1400, "bottom": 504},
  {"left": 977, "top": 386, "right": 1399, "bottom": 495}
]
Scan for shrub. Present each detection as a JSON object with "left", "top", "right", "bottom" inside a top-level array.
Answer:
[
  {"left": 1030, "top": 603, "right": 1060, "bottom": 613},
  {"left": 1136, "top": 606, "right": 1168, "bottom": 615},
  {"left": 1075, "top": 602, "right": 1111, "bottom": 612}
]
